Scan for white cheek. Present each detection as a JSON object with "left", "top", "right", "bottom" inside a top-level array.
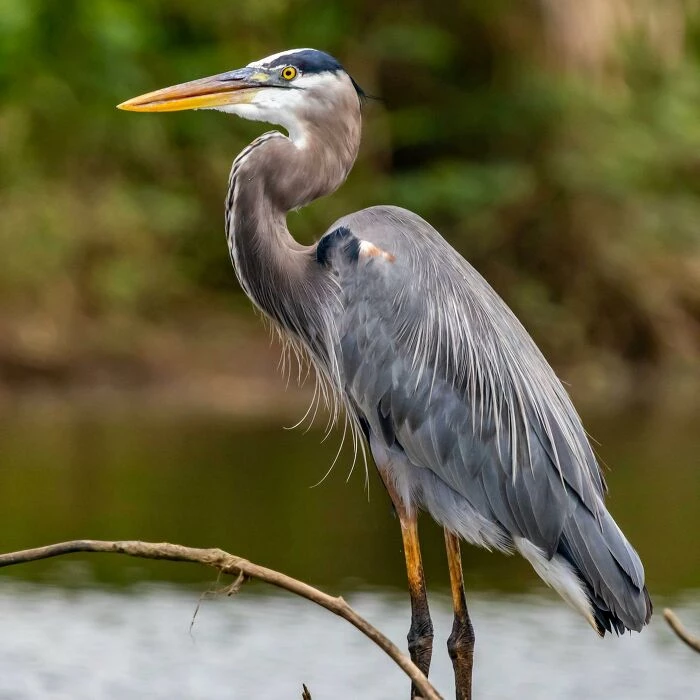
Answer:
[
  {"left": 213, "top": 103, "right": 260, "bottom": 119},
  {"left": 293, "top": 72, "right": 343, "bottom": 90},
  {"left": 252, "top": 88, "right": 306, "bottom": 112},
  {"left": 213, "top": 91, "right": 308, "bottom": 147}
]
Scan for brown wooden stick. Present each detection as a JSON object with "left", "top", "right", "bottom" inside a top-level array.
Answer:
[
  {"left": 0, "top": 540, "right": 442, "bottom": 700},
  {"left": 664, "top": 608, "right": 700, "bottom": 654}
]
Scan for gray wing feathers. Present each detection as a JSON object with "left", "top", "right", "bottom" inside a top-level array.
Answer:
[
  {"left": 324, "top": 205, "right": 649, "bottom": 631},
  {"left": 561, "top": 504, "right": 649, "bottom": 631},
  {"left": 331, "top": 205, "right": 601, "bottom": 546}
]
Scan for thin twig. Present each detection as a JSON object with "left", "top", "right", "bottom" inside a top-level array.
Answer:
[
  {"left": 0, "top": 540, "right": 442, "bottom": 700},
  {"left": 664, "top": 608, "right": 700, "bottom": 653}
]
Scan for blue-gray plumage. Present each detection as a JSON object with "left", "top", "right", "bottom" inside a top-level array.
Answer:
[
  {"left": 322, "top": 206, "right": 650, "bottom": 634},
  {"left": 119, "top": 47, "right": 652, "bottom": 696}
]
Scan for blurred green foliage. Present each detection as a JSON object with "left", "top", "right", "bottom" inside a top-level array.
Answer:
[{"left": 1, "top": 0, "right": 699, "bottom": 373}]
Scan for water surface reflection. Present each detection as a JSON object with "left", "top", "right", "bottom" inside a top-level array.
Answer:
[
  {"left": 0, "top": 583, "right": 698, "bottom": 699},
  {"left": 0, "top": 404, "right": 698, "bottom": 697}
]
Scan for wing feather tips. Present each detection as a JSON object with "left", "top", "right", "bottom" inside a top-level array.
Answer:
[
  {"left": 515, "top": 499, "right": 652, "bottom": 636},
  {"left": 555, "top": 501, "right": 651, "bottom": 635}
]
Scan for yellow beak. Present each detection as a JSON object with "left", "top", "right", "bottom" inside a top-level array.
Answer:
[{"left": 117, "top": 68, "right": 266, "bottom": 113}]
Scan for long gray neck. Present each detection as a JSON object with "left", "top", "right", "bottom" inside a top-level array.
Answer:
[{"left": 225, "top": 101, "right": 361, "bottom": 341}]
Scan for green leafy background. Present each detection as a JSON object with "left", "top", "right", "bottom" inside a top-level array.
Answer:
[{"left": 1, "top": 0, "right": 699, "bottom": 395}]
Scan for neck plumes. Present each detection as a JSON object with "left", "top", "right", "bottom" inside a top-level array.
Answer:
[{"left": 225, "top": 91, "right": 361, "bottom": 342}]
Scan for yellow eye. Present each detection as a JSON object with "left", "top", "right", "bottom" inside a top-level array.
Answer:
[{"left": 281, "top": 66, "right": 297, "bottom": 81}]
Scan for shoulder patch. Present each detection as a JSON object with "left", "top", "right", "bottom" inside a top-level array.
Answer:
[
  {"left": 316, "top": 226, "right": 360, "bottom": 267},
  {"left": 359, "top": 240, "right": 396, "bottom": 263}
]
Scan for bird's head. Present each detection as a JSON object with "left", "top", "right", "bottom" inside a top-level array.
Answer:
[{"left": 118, "top": 48, "right": 364, "bottom": 144}]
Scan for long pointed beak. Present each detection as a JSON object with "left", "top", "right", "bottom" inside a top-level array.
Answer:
[{"left": 117, "top": 67, "right": 267, "bottom": 113}]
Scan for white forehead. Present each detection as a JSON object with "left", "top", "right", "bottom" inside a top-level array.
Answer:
[{"left": 248, "top": 48, "right": 315, "bottom": 68}]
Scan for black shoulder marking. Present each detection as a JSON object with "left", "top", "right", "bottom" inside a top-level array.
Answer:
[{"left": 316, "top": 226, "right": 360, "bottom": 267}]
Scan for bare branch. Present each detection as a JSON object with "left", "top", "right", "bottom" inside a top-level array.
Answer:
[
  {"left": 0, "top": 540, "right": 442, "bottom": 700},
  {"left": 664, "top": 608, "right": 700, "bottom": 654}
]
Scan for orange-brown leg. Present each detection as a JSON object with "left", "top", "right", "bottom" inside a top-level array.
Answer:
[
  {"left": 445, "top": 529, "right": 474, "bottom": 700},
  {"left": 379, "top": 470, "right": 434, "bottom": 697},
  {"left": 399, "top": 511, "right": 434, "bottom": 697}
]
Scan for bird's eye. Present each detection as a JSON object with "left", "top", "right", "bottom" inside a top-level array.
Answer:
[{"left": 281, "top": 66, "right": 298, "bottom": 81}]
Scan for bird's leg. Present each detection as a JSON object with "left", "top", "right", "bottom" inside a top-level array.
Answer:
[
  {"left": 401, "top": 512, "right": 434, "bottom": 694},
  {"left": 397, "top": 507, "right": 434, "bottom": 697},
  {"left": 444, "top": 529, "right": 474, "bottom": 700},
  {"left": 399, "top": 511, "right": 433, "bottom": 698},
  {"left": 377, "top": 468, "right": 433, "bottom": 697}
]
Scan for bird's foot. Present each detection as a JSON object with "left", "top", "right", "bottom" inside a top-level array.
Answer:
[{"left": 447, "top": 612, "right": 474, "bottom": 700}]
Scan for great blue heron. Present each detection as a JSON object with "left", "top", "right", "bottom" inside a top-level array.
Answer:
[{"left": 119, "top": 48, "right": 652, "bottom": 699}]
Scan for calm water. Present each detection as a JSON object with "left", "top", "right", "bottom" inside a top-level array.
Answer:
[{"left": 0, "top": 402, "right": 698, "bottom": 698}]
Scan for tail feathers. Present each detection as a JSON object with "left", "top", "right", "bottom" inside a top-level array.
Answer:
[
  {"left": 584, "top": 581, "right": 653, "bottom": 636},
  {"left": 516, "top": 501, "right": 652, "bottom": 636},
  {"left": 558, "top": 501, "right": 652, "bottom": 635}
]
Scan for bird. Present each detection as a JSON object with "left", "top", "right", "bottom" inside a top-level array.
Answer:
[{"left": 119, "top": 48, "right": 652, "bottom": 699}]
